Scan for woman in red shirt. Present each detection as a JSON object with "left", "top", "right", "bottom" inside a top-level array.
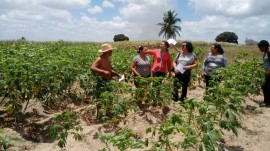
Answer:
[
  {"left": 145, "top": 40, "right": 172, "bottom": 98},
  {"left": 146, "top": 40, "right": 172, "bottom": 78}
]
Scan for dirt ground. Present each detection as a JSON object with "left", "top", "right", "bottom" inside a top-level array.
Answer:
[{"left": 1, "top": 84, "right": 270, "bottom": 151}]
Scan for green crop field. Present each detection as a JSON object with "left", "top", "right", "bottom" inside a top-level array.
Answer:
[{"left": 0, "top": 40, "right": 265, "bottom": 151}]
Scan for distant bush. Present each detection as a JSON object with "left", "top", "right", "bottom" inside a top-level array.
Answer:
[
  {"left": 215, "top": 31, "right": 238, "bottom": 44},
  {"left": 245, "top": 38, "right": 258, "bottom": 45},
  {"left": 113, "top": 34, "right": 129, "bottom": 42}
]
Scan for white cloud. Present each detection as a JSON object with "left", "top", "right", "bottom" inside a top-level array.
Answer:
[
  {"left": 87, "top": 5, "right": 102, "bottom": 14},
  {"left": 184, "top": 0, "right": 270, "bottom": 43},
  {"left": 0, "top": 0, "right": 269, "bottom": 43},
  {"left": 102, "top": 1, "right": 114, "bottom": 8},
  {"left": 190, "top": 0, "right": 270, "bottom": 18},
  {"left": 38, "top": 0, "right": 91, "bottom": 9},
  {"left": 112, "top": 16, "right": 123, "bottom": 22},
  {"left": 0, "top": 0, "right": 91, "bottom": 10},
  {"left": 120, "top": 3, "right": 144, "bottom": 18}
]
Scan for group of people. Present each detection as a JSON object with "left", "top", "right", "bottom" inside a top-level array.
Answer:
[{"left": 90, "top": 40, "right": 270, "bottom": 107}]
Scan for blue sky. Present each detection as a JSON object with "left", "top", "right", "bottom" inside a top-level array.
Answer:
[{"left": 0, "top": 0, "right": 269, "bottom": 44}]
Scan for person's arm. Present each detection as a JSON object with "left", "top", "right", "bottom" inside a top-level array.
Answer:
[
  {"left": 167, "top": 55, "right": 172, "bottom": 78},
  {"left": 149, "top": 61, "right": 153, "bottom": 77},
  {"left": 183, "top": 58, "right": 198, "bottom": 70},
  {"left": 223, "top": 54, "right": 228, "bottom": 67},
  {"left": 130, "top": 61, "right": 141, "bottom": 77},
  {"left": 111, "top": 70, "right": 121, "bottom": 78},
  {"left": 201, "top": 59, "right": 206, "bottom": 77},
  {"left": 172, "top": 45, "right": 182, "bottom": 52},
  {"left": 145, "top": 49, "right": 156, "bottom": 56},
  {"left": 131, "top": 45, "right": 138, "bottom": 50},
  {"left": 90, "top": 57, "right": 111, "bottom": 77},
  {"left": 173, "top": 58, "right": 179, "bottom": 75}
]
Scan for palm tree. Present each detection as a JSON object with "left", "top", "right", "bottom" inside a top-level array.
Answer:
[{"left": 157, "top": 10, "right": 181, "bottom": 40}]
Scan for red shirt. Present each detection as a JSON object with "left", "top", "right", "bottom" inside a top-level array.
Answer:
[{"left": 146, "top": 49, "right": 172, "bottom": 73}]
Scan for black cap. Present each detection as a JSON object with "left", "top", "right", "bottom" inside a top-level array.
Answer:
[{"left": 257, "top": 40, "right": 269, "bottom": 47}]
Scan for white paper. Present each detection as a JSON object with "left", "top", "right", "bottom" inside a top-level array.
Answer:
[
  {"left": 119, "top": 74, "right": 125, "bottom": 81},
  {"left": 176, "top": 63, "right": 185, "bottom": 74},
  {"left": 167, "top": 39, "right": 177, "bottom": 45}
]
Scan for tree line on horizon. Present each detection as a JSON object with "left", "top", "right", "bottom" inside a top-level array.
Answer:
[{"left": 113, "top": 10, "right": 258, "bottom": 45}]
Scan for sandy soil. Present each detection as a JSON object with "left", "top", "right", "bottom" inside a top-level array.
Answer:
[{"left": 1, "top": 84, "right": 270, "bottom": 151}]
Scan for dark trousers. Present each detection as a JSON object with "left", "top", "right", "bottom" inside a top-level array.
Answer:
[
  {"left": 173, "top": 73, "right": 191, "bottom": 102},
  {"left": 153, "top": 72, "right": 166, "bottom": 77},
  {"left": 262, "top": 75, "right": 270, "bottom": 105},
  {"left": 96, "top": 76, "right": 112, "bottom": 98},
  {"left": 204, "top": 75, "right": 212, "bottom": 89},
  {"left": 204, "top": 75, "right": 221, "bottom": 90}
]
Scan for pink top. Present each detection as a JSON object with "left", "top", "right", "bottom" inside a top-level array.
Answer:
[{"left": 146, "top": 49, "right": 172, "bottom": 73}]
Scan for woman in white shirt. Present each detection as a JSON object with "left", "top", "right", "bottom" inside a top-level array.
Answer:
[{"left": 172, "top": 41, "right": 198, "bottom": 102}]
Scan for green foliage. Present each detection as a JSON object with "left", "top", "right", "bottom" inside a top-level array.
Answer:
[
  {"left": 0, "top": 41, "right": 95, "bottom": 112},
  {"left": 132, "top": 77, "right": 173, "bottom": 110},
  {"left": 126, "top": 57, "right": 262, "bottom": 151},
  {"left": 158, "top": 10, "right": 181, "bottom": 39},
  {"left": 49, "top": 111, "right": 83, "bottom": 149},
  {"left": 99, "top": 129, "right": 145, "bottom": 151},
  {"left": 0, "top": 40, "right": 265, "bottom": 150},
  {"left": 215, "top": 31, "right": 238, "bottom": 44},
  {"left": 93, "top": 81, "right": 137, "bottom": 123},
  {"left": 113, "top": 34, "right": 129, "bottom": 42},
  {"left": 0, "top": 129, "right": 21, "bottom": 151}
]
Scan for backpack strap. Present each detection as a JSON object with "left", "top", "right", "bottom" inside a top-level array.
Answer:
[{"left": 175, "top": 52, "right": 181, "bottom": 63}]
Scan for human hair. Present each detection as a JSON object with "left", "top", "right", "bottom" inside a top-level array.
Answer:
[
  {"left": 137, "top": 46, "right": 144, "bottom": 53},
  {"left": 162, "top": 40, "right": 170, "bottom": 52},
  {"left": 183, "top": 41, "right": 193, "bottom": 53},
  {"left": 257, "top": 40, "right": 269, "bottom": 48},
  {"left": 213, "top": 43, "right": 224, "bottom": 54}
]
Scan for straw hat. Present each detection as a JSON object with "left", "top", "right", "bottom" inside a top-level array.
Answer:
[{"left": 98, "top": 43, "right": 116, "bottom": 53}]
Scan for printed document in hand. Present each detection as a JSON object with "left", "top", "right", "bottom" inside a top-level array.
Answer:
[
  {"left": 167, "top": 39, "right": 177, "bottom": 45},
  {"left": 176, "top": 63, "right": 185, "bottom": 74},
  {"left": 119, "top": 74, "right": 125, "bottom": 82}
]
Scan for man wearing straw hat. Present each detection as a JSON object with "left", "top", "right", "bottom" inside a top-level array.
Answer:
[{"left": 90, "top": 43, "right": 122, "bottom": 98}]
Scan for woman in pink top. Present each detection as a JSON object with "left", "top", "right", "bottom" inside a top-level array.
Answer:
[{"left": 146, "top": 40, "right": 172, "bottom": 78}]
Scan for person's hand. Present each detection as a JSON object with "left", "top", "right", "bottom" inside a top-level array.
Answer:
[
  {"left": 201, "top": 71, "right": 205, "bottom": 78},
  {"left": 103, "top": 71, "right": 111, "bottom": 79},
  {"left": 131, "top": 45, "right": 137, "bottom": 50},
  {"left": 174, "top": 70, "right": 180, "bottom": 75},
  {"left": 183, "top": 66, "right": 189, "bottom": 70},
  {"left": 167, "top": 72, "right": 172, "bottom": 78},
  {"left": 267, "top": 69, "right": 270, "bottom": 76}
]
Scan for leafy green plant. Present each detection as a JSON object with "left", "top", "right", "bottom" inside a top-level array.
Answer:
[
  {"left": 99, "top": 129, "right": 145, "bottom": 151},
  {"left": 49, "top": 111, "right": 83, "bottom": 148},
  {"left": 93, "top": 81, "right": 136, "bottom": 123},
  {"left": 0, "top": 129, "right": 21, "bottom": 151}
]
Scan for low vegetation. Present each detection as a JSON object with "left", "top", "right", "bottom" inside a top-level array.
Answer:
[{"left": 0, "top": 40, "right": 263, "bottom": 150}]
